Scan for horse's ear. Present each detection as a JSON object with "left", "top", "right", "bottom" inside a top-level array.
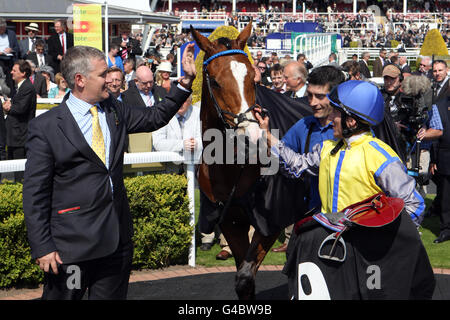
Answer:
[
  {"left": 235, "top": 21, "right": 252, "bottom": 50},
  {"left": 190, "top": 25, "right": 214, "bottom": 54}
]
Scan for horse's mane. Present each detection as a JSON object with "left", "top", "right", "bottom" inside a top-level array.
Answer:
[{"left": 191, "top": 26, "right": 254, "bottom": 105}]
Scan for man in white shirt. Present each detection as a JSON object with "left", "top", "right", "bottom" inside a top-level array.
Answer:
[
  {"left": 123, "top": 58, "right": 136, "bottom": 88},
  {"left": 152, "top": 95, "right": 202, "bottom": 162}
]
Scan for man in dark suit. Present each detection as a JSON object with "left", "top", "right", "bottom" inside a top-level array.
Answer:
[
  {"left": 121, "top": 65, "right": 169, "bottom": 153},
  {"left": 432, "top": 60, "right": 449, "bottom": 103},
  {"left": 358, "top": 52, "right": 371, "bottom": 79},
  {"left": 25, "top": 40, "right": 54, "bottom": 71},
  {"left": 0, "top": 18, "right": 21, "bottom": 97},
  {"left": 22, "top": 44, "right": 196, "bottom": 300},
  {"left": 121, "top": 65, "right": 167, "bottom": 108},
  {"left": 399, "top": 56, "right": 411, "bottom": 74},
  {"left": 112, "top": 30, "right": 142, "bottom": 62},
  {"left": 27, "top": 59, "right": 48, "bottom": 98},
  {"left": 431, "top": 95, "right": 450, "bottom": 244},
  {"left": 2, "top": 60, "right": 36, "bottom": 180},
  {"left": 283, "top": 61, "right": 308, "bottom": 100},
  {"left": 372, "top": 48, "right": 387, "bottom": 77},
  {"left": 47, "top": 19, "right": 74, "bottom": 73}
]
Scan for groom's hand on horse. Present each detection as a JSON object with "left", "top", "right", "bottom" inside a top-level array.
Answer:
[
  {"left": 254, "top": 107, "right": 278, "bottom": 148},
  {"left": 179, "top": 43, "right": 197, "bottom": 90},
  {"left": 254, "top": 107, "right": 269, "bottom": 131}
]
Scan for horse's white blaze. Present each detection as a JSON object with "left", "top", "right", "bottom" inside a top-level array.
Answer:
[{"left": 230, "top": 60, "right": 262, "bottom": 144}]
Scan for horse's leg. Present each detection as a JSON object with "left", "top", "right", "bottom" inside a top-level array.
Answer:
[
  {"left": 219, "top": 207, "right": 251, "bottom": 271},
  {"left": 235, "top": 229, "right": 279, "bottom": 300}
]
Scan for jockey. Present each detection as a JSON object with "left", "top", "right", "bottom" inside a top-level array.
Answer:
[{"left": 257, "top": 80, "right": 425, "bottom": 226}]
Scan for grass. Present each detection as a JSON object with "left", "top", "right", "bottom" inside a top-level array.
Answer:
[{"left": 192, "top": 190, "right": 450, "bottom": 269}]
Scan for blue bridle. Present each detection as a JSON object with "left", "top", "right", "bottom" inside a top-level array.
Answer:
[{"left": 203, "top": 49, "right": 248, "bottom": 69}]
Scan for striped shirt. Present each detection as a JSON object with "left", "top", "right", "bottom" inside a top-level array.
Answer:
[{"left": 66, "top": 93, "right": 111, "bottom": 169}]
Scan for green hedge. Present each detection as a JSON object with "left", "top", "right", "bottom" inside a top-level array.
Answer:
[{"left": 0, "top": 174, "right": 193, "bottom": 288}]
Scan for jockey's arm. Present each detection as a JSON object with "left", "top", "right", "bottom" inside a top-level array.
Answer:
[
  {"left": 374, "top": 159, "right": 425, "bottom": 226},
  {"left": 271, "top": 140, "right": 321, "bottom": 179}
]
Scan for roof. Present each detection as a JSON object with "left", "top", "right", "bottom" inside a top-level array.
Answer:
[{"left": 0, "top": 0, "right": 180, "bottom": 24}]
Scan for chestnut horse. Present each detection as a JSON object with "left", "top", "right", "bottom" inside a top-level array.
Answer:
[{"left": 191, "top": 22, "right": 281, "bottom": 300}]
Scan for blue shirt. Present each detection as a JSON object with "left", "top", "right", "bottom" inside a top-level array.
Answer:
[
  {"left": 107, "top": 55, "right": 124, "bottom": 72},
  {"left": 66, "top": 93, "right": 111, "bottom": 169},
  {"left": 418, "top": 104, "right": 443, "bottom": 151},
  {"left": 282, "top": 115, "right": 335, "bottom": 209}
]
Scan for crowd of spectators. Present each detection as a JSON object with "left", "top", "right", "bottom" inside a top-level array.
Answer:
[{"left": 161, "top": 1, "right": 450, "bottom": 50}]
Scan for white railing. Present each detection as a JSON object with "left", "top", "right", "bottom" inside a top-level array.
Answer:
[
  {"left": 389, "top": 12, "right": 450, "bottom": 23},
  {"left": 0, "top": 152, "right": 198, "bottom": 267},
  {"left": 292, "top": 33, "right": 334, "bottom": 67},
  {"left": 234, "top": 12, "right": 378, "bottom": 37},
  {"left": 341, "top": 47, "right": 421, "bottom": 65},
  {"left": 178, "top": 12, "right": 229, "bottom": 20}
]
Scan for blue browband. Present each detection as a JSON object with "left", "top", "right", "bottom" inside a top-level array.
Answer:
[{"left": 203, "top": 49, "right": 248, "bottom": 68}]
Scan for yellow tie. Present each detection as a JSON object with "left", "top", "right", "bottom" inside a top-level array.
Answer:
[{"left": 90, "top": 106, "right": 106, "bottom": 164}]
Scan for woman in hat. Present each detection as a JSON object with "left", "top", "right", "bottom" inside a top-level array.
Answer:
[
  {"left": 39, "top": 66, "right": 56, "bottom": 95},
  {"left": 155, "top": 61, "right": 174, "bottom": 93}
]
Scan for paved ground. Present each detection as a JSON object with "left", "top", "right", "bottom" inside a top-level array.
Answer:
[{"left": 1, "top": 265, "right": 449, "bottom": 300}]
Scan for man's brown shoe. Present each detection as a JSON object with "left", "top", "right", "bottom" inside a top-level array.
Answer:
[
  {"left": 271, "top": 243, "right": 287, "bottom": 253},
  {"left": 216, "top": 250, "right": 232, "bottom": 260}
]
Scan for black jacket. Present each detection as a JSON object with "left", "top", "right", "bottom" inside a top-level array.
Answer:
[
  {"left": 23, "top": 85, "right": 190, "bottom": 264},
  {"left": 47, "top": 32, "right": 74, "bottom": 72},
  {"left": 31, "top": 72, "right": 48, "bottom": 98},
  {"left": 25, "top": 52, "right": 55, "bottom": 72},
  {"left": 5, "top": 78, "right": 36, "bottom": 147},
  {"left": 121, "top": 83, "right": 169, "bottom": 108},
  {"left": 433, "top": 96, "right": 450, "bottom": 176},
  {"left": 359, "top": 60, "right": 371, "bottom": 79}
]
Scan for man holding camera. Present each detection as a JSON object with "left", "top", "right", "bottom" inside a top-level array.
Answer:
[{"left": 382, "top": 65, "right": 443, "bottom": 194}]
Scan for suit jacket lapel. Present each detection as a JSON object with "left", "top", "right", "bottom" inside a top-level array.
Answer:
[
  {"left": 101, "top": 100, "right": 120, "bottom": 168},
  {"left": 57, "top": 102, "right": 106, "bottom": 169}
]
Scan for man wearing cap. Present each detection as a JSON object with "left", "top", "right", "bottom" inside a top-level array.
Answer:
[
  {"left": 381, "top": 64, "right": 404, "bottom": 120},
  {"left": 19, "top": 23, "right": 44, "bottom": 59}
]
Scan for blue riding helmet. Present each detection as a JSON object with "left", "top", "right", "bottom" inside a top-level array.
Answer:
[{"left": 327, "top": 80, "right": 384, "bottom": 126}]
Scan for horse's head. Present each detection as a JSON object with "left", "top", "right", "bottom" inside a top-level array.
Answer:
[{"left": 191, "top": 22, "right": 262, "bottom": 144}]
